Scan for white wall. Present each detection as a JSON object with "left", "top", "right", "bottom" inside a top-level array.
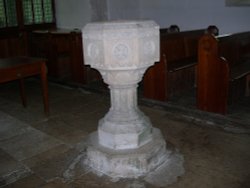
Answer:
[
  {"left": 54, "top": 0, "right": 107, "bottom": 29},
  {"left": 107, "top": 0, "right": 250, "bottom": 34},
  {"left": 106, "top": 0, "right": 140, "bottom": 21},
  {"left": 55, "top": 0, "right": 92, "bottom": 29},
  {"left": 55, "top": 0, "right": 250, "bottom": 34}
]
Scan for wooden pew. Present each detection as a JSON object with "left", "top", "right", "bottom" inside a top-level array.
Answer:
[
  {"left": 30, "top": 29, "right": 86, "bottom": 84},
  {"left": 143, "top": 29, "right": 206, "bottom": 101},
  {"left": 0, "top": 29, "right": 28, "bottom": 58},
  {"left": 197, "top": 32, "right": 250, "bottom": 114}
]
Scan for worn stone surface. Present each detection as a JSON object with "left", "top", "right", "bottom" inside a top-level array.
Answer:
[
  {"left": 0, "top": 149, "right": 31, "bottom": 186},
  {"left": 82, "top": 20, "right": 160, "bottom": 150},
  {"left": 2, "top": 174, "right": 45, "bottom": 188},
  {"left": 81, "top": 20, "right": 184, "bottom": 181},
  {"left": 84, "top": 128, "right": 183, "bottom": 179},
  {"left": 0, "top": 80, "right": 249, "bottom": 187}
]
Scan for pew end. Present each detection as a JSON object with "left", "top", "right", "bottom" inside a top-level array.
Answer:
[{"left": 197, "top": 33, "right": 250, "bottom": 114}]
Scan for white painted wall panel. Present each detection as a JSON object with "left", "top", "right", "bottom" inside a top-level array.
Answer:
[{"left": 55, "top": 0, "right": 250, "bottom": 34}]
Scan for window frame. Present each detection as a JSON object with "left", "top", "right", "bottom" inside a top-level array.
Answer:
[{"left": 0, "top": 0, "right": 56, "bottom": 33}]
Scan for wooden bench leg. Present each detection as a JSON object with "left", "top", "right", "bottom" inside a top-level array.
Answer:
[
  {"left": 40, "top": 63, "right": 49, "bottom": 115},
  {"left": 19, "top": 78, "right": 27, "bottom": 107}
]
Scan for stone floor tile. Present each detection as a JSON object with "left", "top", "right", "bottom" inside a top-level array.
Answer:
[
  {"left": 23, "top": 145, "right": 84, "bottom": 182},
  {"left": 3, "top": 174, "right": 45, "bottom": 188},
  {"left": 0, "top": 149, "right": 31, "bottom": 187},
  {"left": 40, "top": 178, "right": 70, "bottom": 188},
  {"left": 0, "top": 128, "right": 62, "bottom": 161},
  {"left": 69, "top": 172, "right": 152, "bottom": 188},
  {"left": 0, "top": 111, "right": 30, "bottom": 141},
  {"left": 61, "top": 115, "right": 99, "bottom": 134},
  {"left": 32, "top": 117, "right": 89, "bottom": 146},
  {"left": 22, "top": 144, "right": 70, "bottom": 167},
  {"left": 49, "top": 93, "right": 109, "bottom": 117},
  {"left": 0, "top": 99, "right": 48, "bottom": 125}
]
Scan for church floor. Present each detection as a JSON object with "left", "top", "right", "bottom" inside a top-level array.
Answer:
[{"left": 0, "top": 79, "right": 249, "bottom": 188}]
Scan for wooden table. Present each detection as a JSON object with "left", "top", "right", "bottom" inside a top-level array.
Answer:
[{"left": 0, "top": 57, "right": 49, "bottom": 115}]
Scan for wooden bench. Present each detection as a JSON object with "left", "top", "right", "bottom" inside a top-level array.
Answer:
[
  {"left": 0, "top": 57, "right": 49, "bottom": 115},
  {"left": 0, "top": 30, "right": 28, "bottom": 58},
  {"left": 197, "top": 32, "right": 250, "bottom": 114},
  {"left": 143, "top": 29, "right": 206, "bottom": 101},
  {"left": 30, "top": 29, "right": 86, "bottom": 84}
]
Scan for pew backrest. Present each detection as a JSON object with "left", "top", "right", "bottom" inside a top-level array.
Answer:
[{"left": 160, "top": 29, "right": 205, "bottom": 71}]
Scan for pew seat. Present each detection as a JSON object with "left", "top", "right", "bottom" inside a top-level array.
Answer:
[
  {"left": 167, "top": 57, "right": 197, "bottom": 72},
  {"left": 230, "top": 60, "right": 250, "bottom": 81}
]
